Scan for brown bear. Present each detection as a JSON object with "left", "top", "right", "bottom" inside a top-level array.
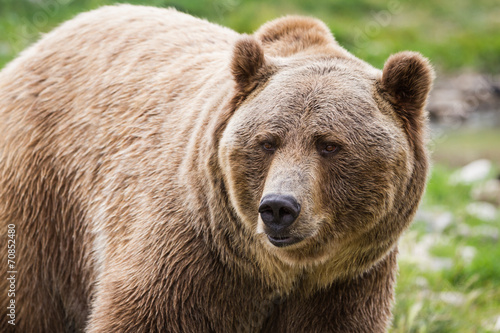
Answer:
[{"left": 0, "top": 5, "right": 433, "bottom": 332}]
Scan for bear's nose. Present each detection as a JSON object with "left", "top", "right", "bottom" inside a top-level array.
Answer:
[{"left": 258, "top": 194, "right": 301, "bottom": 232}]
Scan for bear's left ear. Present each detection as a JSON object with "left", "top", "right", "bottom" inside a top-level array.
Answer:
[
  {"left": 230, "top": 36, "right": 268, "bottom": 101},
  {"left": 380, "top": 52, "right": 434, "bottom": 134}
]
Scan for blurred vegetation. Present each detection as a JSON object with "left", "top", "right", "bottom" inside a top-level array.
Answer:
[
  {"left": 1, "top": 0, "right": 500, "bottom": 73},
  {"left": 1, "top": 1, "right": 499, "bottom": 332},
  {"left": 431, "top": 127, "right": 500, "bottom": 167},
  {"left": 392, "top": 165, "right": 500, "bottom": 333}
]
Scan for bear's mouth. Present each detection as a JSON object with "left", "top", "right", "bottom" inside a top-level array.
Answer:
[{"left": 267, "top": 234, "right": 303, "bottom": 247}]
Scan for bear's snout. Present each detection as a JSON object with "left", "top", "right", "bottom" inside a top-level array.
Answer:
[{"left": 258, "top": 194, "right": 302, "bottom": 247}]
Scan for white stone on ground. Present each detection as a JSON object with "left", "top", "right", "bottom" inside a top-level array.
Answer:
[
  {"left": 450, "top": 159, "right": 492, "bottom": 185},
  {"left": 466, "top": 202, "right": 498, "bottom": 221}
]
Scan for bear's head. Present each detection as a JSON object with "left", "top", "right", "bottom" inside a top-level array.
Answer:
[{"left": 217, "top": 17, "right": 433, "bottom": 278}]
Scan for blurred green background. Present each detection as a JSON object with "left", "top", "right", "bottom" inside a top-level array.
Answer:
[
  {"left": 1, "top": 0, "right": 499, "bottom": 332},
  {"left": 1, "top": 0, "right": 500, "bottom": 73}
]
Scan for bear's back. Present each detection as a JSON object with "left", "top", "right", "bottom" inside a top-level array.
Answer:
[
  {"left": 0, "top": 5, "right": 238, "bottom": 203},
  {"left": 0, "top": 6, "right": 238, "bottom": 331},
  {"left": 0, "top": 5, "right": 237, "bottom": 133}
]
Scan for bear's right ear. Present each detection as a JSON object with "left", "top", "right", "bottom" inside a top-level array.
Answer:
[{"left": 230, "top": 36, "right": 267, "bottom": 100}]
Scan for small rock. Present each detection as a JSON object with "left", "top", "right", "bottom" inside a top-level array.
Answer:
[
  {"left": 398, "top": 233, "right": 453, "bottom": 271},
  {"left": 428, "top": 257, "right": 454, "bottom": 271},
  {"left": 472, "top": 179, "right": 500, "bottom": 206},
  {"left": 459, "top": 225, "right": 499, "bottom": 241},
  {"left": 438, "top": 291, "right": 467, "bottom": 306},
  {"left": 415, "top": 210, "right": 453, "bottom": 232},
  {"left": 431, "top": 211, "right": 454, "bottom": 232},
  {"left": 450, "top": 159, "right": 493, "bottom": 185},
  {"left": 428, "top": 96, "right": 467, "bottom": 124},
  {"left": 427, "top": 73, "right": 500, "bottom": 125},
  {"left": 414, "top": 276, "right": 429, "bottom": 288},
  {"left": 474, "top": 226, "right": 500, "bottom": 241},
  {"left": 494, "top": 316, "right": 500, "bottom": 331},
  {"left": 466, "top": 202, "right": 498, "bottom": 221},
  {"left": 457, "top": 246, "right": 477, "bottom": 265}
]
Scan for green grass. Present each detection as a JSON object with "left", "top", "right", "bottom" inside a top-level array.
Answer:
[
  {"left": 1, "top": 0, "right": 500, "bottom": 73},
  {"left": 392, "top": 165, "right": 500, "bottom": 332},
  {"left": 430, "top": 127, "right": 500, "bottom": 167}
]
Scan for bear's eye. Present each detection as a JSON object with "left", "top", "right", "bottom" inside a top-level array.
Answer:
[
  {"left": 262, "top": 142, "right": 276, "bottom": 153},
  {"left": 318, "top": 142, "right": 339, "bottom": 156}
]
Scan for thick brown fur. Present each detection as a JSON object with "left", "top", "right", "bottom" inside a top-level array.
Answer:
[{"left": 0, "top": 5, "right": 433, "bottom": 332}]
